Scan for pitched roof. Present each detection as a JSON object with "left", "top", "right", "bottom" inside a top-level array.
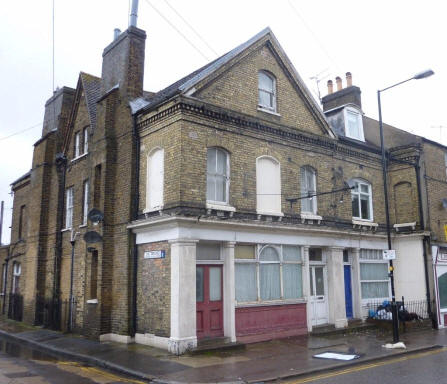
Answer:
[
  {"left": 80, "top": 72, "right": 101, "bottom": 129},
  {"left": 130, "top": 27, "right": 334, "bottom": 137}
]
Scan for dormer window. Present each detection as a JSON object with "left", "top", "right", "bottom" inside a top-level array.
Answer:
[
  {"left": 258, "top": 71, "right": 276, "bottom": 112},
  {"left": 344, "top": 107, "right": 364, "bottom": 141}
]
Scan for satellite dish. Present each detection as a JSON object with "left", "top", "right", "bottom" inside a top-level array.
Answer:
[
  {"left": 442, "top": 199, "right": 447, "bottom": 210},
  {"left": 83, "top": 231, "right": 103, "bottom": 244},
  {"left": 88, "top": 208, "right": 104, "bottom": 224}
]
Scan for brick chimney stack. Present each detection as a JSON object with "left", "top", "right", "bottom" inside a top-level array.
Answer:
[
  {"left": 346, "top": 72, "right": 352, "bottom": 87},
  {"left": 336, "top": 76, "right": 342, "bottom": 91},
  {"left": 327, "top": 80, "right": 333, "bottom": 95}
]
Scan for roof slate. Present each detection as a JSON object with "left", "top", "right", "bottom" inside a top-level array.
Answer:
[{"left": 80, "top": 72, "right": 101, "bottom": 129}]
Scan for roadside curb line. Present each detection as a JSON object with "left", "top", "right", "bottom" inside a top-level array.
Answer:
[
  {"left": 0, "top": 329, "right": 155, "bottom": 382},
  {"left": 248, "top": 344, "right": 445, "bottom": 383}
]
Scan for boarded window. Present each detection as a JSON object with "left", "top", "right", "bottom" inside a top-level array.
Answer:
[
  {"left": 146, "top": 148, "right": 164, "bottom": 210},
  {"left": 256, "top": 157, "right": 281, "bottom": 215}
]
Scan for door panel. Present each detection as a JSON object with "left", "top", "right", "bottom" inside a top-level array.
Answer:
[
  {"left": 196, "top": 265, "right": 223, "bottom": 338},
  {"left": 309, "top": 265, "right": 328, "bottom": 326},
  {"left": 344, "top": 265, "right": 353, "bottom": 319}
]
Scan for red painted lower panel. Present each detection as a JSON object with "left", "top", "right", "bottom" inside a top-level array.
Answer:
[{"left": 236, "top": 303, "right": 307, "bottom": 342}]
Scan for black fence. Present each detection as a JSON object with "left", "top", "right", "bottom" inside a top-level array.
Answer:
[
  {"left": 35, "top": 296, "right": 76, "bottom": 332},
  {"left": 366, "top": 297, "right": 433, "bottom": 322},
  {"left": 7, "top": 294, "right": 23, "bottom": 321}
]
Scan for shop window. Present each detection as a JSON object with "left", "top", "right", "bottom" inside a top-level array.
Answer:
[
  {"left": 146, "top": 148, "right": 164, "bottom": 211},
  {"left": 300, "top": 166, "right": 317, "bottom": 214},
  {"left": 235, "top": 244, "right": 302, "bottom": 303},
  {"left": 359, "top": 249, "right": 390, "bottom": 300},
  {"left": 351, "top": 179, "right": 373, "bottom": 221},
  {"left": 256, "top": 156, "right": 282, "bottom": 215},
  {"left": 206, "top": 148, "right": 229, "bottom": 204}
]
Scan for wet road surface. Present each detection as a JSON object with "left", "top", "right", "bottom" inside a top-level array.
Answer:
[
  {"left": 0, "top": 338, "right": 147, "bottom": 384},
  {"left": 280, "top": 347, "right": 447, "bottom": 384}
]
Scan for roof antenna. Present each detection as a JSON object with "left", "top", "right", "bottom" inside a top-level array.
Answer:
[
  {"left": 129, "top": 0, "right": 139, "bottom": 28},
  {"left": 310, "top": 68, "right": 330, "bottom": 102}
]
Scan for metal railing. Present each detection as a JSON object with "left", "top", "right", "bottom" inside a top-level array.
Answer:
[
  {"left": 7, "top": 294, "right": 23, "bottom": 321},
  {"left": 366, "top": 297, "right": 432, "bottom": 322},
  {"left": 35, "top": 295, "right": 76, "bottom": 332}
]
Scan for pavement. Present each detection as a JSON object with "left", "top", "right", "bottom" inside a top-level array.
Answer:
[{"left": 0, "top": 319, "right": 445, "bottom": 383}]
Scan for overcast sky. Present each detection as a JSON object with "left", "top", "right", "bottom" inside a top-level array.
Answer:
[{"left": 0, "top": 0, "right": 445, "bottom": 244}]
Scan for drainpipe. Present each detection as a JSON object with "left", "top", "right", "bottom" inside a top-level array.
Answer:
[
  {"left": 415, "top": 161, "right": 433, "bottom": 323},
  {"left": 131, "top": 112, "right": 140, "bottom": 336},
  {"left": 54, "top": 154, "right": 67, "bottom": 325}
]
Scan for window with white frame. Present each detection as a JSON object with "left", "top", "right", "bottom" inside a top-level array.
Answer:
[
  {"left": 74, "top": 132, "right": 81, "bottom": 158},
  {"left": 83, "top": 127, "right": 89, "bottom": 154},
  {"left": 65, "top": 187, "right": 74, "bottom": 229},
  {"left": 12, "top": 262, "right": 21, "bottom": 294},
  {"left": 351, "top": 179, "right": 373, "bottom": 220},
  {"left": 146, "top": 148, "right": 164, "bottom": 211},
  {"left": 256, "top": 156, "right": 282, "bottom": 215},
  {"left": 359, "top": 249, "right": 390, "bottom": 300},
  {"left": 82, "top": 180, "right": 89, "bottom": 225},
  {"left": 300, "top": 166, "right": 317, "bottom": 214},
  {"left": 235, "top": 244, "right": 303, "bottom": 303},
  {"left": 206, "top": 148, "right": 229, "bottom": 204},
  {"left": 258, "top": 71, "right": 276, "bottom": 112},
  {"left": 344, "top": 107, "right": 364, "bottom": 141}
]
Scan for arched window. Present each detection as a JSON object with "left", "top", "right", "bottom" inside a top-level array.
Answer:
[
  {"left": 206, "top": 148, "right": 229, "bottom": 204},
  {"left": 256, "top": 156, "right": 281, "bottom": 215},
  {"left": 146, "top": 148, "right": 164, "bottom": 211},
  {"left": 258, "top": 71, "right": 276, "bottom": 111},
  {"left": 300, "top": 166, "right": 317, "bottom": 214},
  {"left": 350, "top": 179, "right": 373, "bottom": 220}
]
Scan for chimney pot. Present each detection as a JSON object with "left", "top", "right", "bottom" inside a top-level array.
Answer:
[
  {"left": 335, "top": 76, "right": 342, "bottom": 91},
  {"left": 129, "top": 0, "right": 139, "bottom": 27},
  {"left": 327, "top": 80, "right": 333, "bottom": 95},
  {"left": 114, "top": 28, "right": 121, "bottom": 40},
  {"left": 346, "top": 72, "right": 352, "bottom": 87}
]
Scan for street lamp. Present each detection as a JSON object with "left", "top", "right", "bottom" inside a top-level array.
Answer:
[{"left": 378, "top": 69, "right": 434, "bottom": 343}]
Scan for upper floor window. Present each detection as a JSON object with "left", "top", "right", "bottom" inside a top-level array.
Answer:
[
  {"left": 300, "top": 166, "right": 317, "bottom": 214},
  {"left": 146, "top": 148, "right": 164, "bottom": 211},
  {"left": 256, "top": 156, "right": 282, "bottom": 215},
  {"left": 12, "top": 262, "right": 21, "bottom": 294},
  {"left": 65, "top": 187, "right": 74, "bottom": 229},
  {"left": 351, "top": 179, "right": 373, "bottom": 221},
  {"left": 18, "top": 205, "right": 26, "bottom": 240},
  {"left": 344, "top": 107, "right": 364, "bottom": 141},
  {"left": 258, "top": 71, "right": 276, "bottom": 112},
  {"left": 207, "top": 148, "right": 229, "bottom": 204},
  {"left": 82, "top": 180, "right": 89, "bottom": 225},
  {"left": 74, "top": 127, "right": 89, "bottom": 159}
]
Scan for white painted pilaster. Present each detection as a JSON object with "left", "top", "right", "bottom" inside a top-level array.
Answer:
[
  {"left": 168, "top": 239, "right": 198, "bottom": 355},
  {"left": 327, "top": 247, "right": 347, "bottom": 328},
  {"left": 351, "top": 248, "right": 362, "bottom": 319},
  {"left": 223, "top": 241, "right": 236, "bottom": 342},
  {"left": 302, "top": 246, "right": 312, "bottom": 332}
]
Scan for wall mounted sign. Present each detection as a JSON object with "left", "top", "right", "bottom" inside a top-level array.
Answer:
[
  {"left": 144, "top": 250, "right": 165, "bottom": 259},
  {"left": 382, "top": 250, "right": 396, "bottom": 260}
]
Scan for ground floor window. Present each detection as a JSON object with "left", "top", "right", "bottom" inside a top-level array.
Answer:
[
  {"left": 360, "top": 249, "right": 390, "bottom": 299},
  {"left": 235, "top": 244, "right": 303, "bottom": 303}
]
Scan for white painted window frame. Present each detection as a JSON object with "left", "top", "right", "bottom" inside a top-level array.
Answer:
[
  {"left": 206, "top": 147, "right": 230, "bottom": 206},
  {"left": 359, "top": 249, "right": 391, "bottom": 303},
  {"left": 344, "top": 106, "right": 364, "bottom": 141},
  {"left": 351, "top": 179, "right": 374, "bottom": 222},
  {"left": 83, "top": 126, "right": 89, "bottom": 154},
  {"left": 74, "top": 132, "right": 81, "bottom": 158},
  {"left": 82, "top": 180, "right": 89, "bottom": 226},
  {"left": 65, "top": 187, "right": 74, "bottom": 229},
  {"left": 300, "top": 166, "right": 317, "bottom": 214},
  {"left": 235, "top": 244, "right": 303, "bottom": 305},
  {"left": 12, "top": 262, "right": 21, "bottom": 294},
  {"left": 258, "top": 71, "right": 277, "bottom": 112}
]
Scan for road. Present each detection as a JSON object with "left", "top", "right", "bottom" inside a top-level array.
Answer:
[
  {"left": 281, "top": 347, "right": 447, "bottom": 384},
  {"left": 0, "top": 340, "right": 147, "bottom": 384}
]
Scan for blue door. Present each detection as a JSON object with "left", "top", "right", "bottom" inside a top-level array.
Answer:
[{"left": 344, "top": 265, "right": 353, "bottom": 319}]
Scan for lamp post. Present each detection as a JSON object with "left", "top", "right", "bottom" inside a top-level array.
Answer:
[{"left": 378, "top": 69, "right": 434, "bottom": 343}]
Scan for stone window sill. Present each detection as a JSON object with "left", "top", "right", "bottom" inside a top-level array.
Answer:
[
  {"left": 236, "top": 298, "right": 306, "bottom": 308},
  {"left": 393, "top": 222, "right": 416, "bottom": 231},
  {"left": 61, "top": 228, "right": 72, "bottom": 233},
  {"left": 71, "top": 153, "right": 88, "bottom": 163},
  {"left": 257, "top": 107, "right": 281, "bottom": 117},
  {"left": 206, "top": 203, "right": 236, "bottom": 212},
  {"left": 300, "top": 213, "right": 322, "bottom": 224},
  {"left": 87, "top": 299, "right": 98, "bottom": 304},
  {"left": 352, "top": 219, "right": 378, "bottom": 230}
]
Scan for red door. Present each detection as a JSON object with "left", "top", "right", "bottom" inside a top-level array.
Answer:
[{"left": 196, "top": 265, "right": 223, "bottom": 339}]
